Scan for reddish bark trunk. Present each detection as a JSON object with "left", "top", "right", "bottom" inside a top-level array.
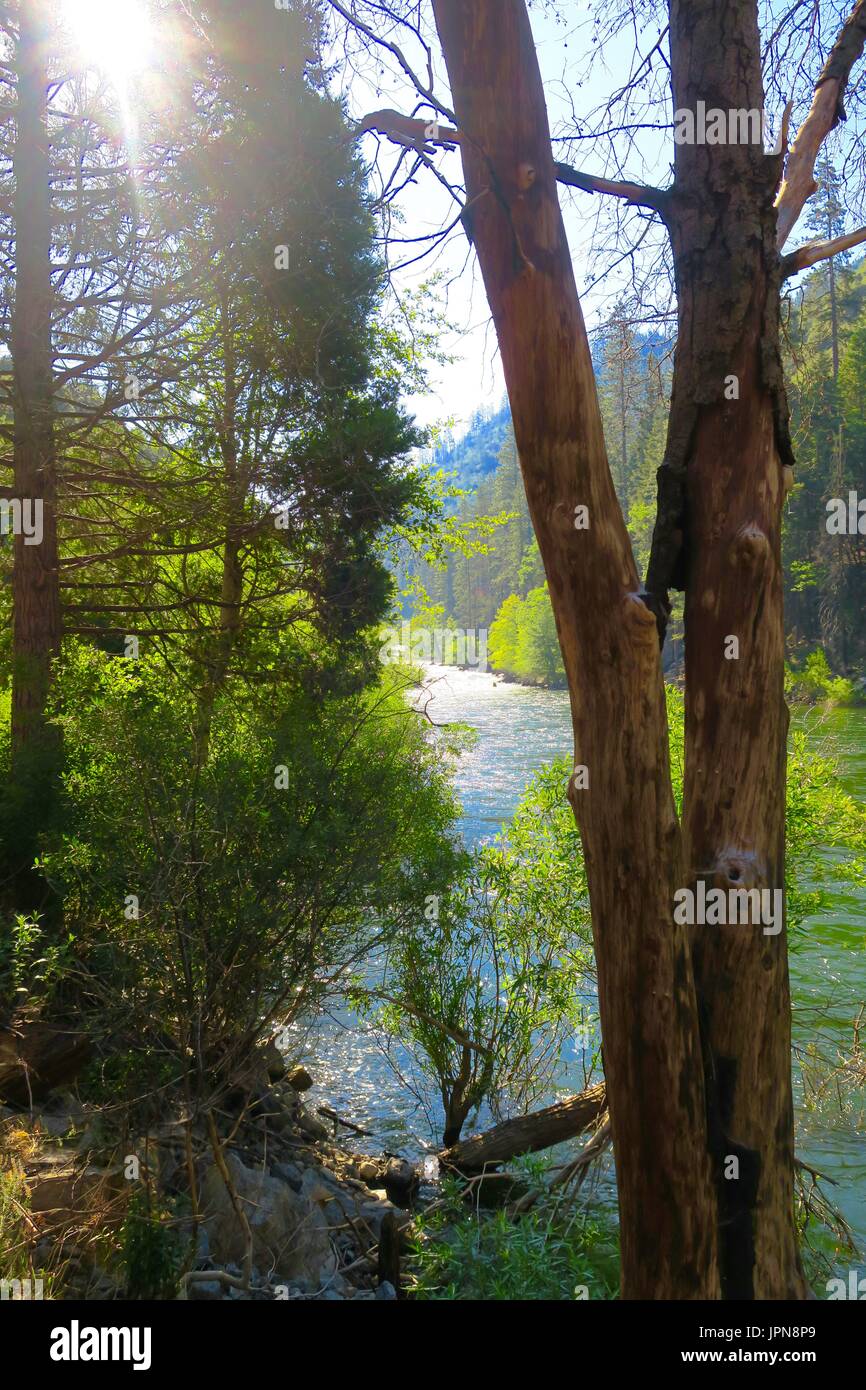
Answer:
[
  {"left": 646, "top": 0, "right": 808, "bottom": 1298},
  {"left": 431, "top": 0, "right": 719, "bottom": 1299}
]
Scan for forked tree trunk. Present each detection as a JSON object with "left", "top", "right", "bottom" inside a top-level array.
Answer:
[
  {"left": 431, "top": 0, "right": 719, "bottom": 1299},
  {"left": 643, "top": 0, "right": 808, "bottom": 1299},
  {"left": 9, "top": 0, "right": 62, "bottom": 906}
]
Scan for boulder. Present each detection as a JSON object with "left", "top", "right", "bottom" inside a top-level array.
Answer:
[{"left": 201, "top": 1152, "right": 332, "bottom": 1283}]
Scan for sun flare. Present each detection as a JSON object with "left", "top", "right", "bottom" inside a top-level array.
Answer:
[{"left": 63, "top": 0, "right": 155, "bottom": 84}]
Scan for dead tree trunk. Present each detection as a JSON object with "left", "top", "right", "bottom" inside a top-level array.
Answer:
[{"left": 431, "top": 0, "right": 719, "bottom": 1299}]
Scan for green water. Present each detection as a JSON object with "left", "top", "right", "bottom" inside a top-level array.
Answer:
[{"left": 789, "top": 705, "right": 866, "bottom": 1251}]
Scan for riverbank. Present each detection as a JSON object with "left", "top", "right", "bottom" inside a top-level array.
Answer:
[{"left": 0, "top": 1045, "right": 419, "bottom": 1301}]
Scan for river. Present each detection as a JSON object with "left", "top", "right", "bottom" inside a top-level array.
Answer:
[{"left": 305, "top": 665, "right": 865, "bottom": 1262}]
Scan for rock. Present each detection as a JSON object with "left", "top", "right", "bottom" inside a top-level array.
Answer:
[
  {"left": 376, "top": 1280, "right": 397, "bottom": 1301},
  {"left": 359, "top": 1157, "right": 419, "bottom": 1208},
  {"left": 201, "top": 1152, "right": 332, "bottom": 1283},
  {"left": 249, "top": 1088, "right": 284, "bottom": 1122},
  {"left": 20, "top": 1111, "right": 73, "bottom": 1140},
  {"left": 187, "top": 1278, "right": 223, "bottom": 1301},
  {"left": 271, "top": 1161, "right": 303, "bottom": 1192},
  {"left": 261, "top": 1040, "right": 287, "bottom": 1083},
  {"left": 296, "top": 1108, "right": 328, "bottom": 1142},
  {"left": 286, "top": 1065, "right": 313, "bottom": 1093}
]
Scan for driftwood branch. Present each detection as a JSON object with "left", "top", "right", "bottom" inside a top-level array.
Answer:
[
  {"left": 317, "top": 1105, "right": 374, "bottom": 1138},
  {"left": 439, "top": 1082, "right": 606, "bottom": 1172},
  {"left": 776, "top": 0, "right": 866, "bottom": 247}
]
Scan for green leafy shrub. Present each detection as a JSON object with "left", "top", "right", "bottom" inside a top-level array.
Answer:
[
  {"left": 38, "top": 643, "right": 462, "bottom": 1115},
  {"left": 786, "top": 649, "right": 862, "bottom": 706},
  {"left": 371, "top": 759, "right": 593, "bottom": 1144},
  {"left": 119, "top": 1192, "right": 185, "bottom": 1300},
  {"left": 411, "top": 1168, "right": 619, "bottom": 1300},
  {"left": 488, "top": 585, "right": 566, "bottom": 685}
]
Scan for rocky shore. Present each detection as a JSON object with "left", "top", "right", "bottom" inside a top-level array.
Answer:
[{"left": 1, "top": 1045, "right": 425, "bottom": 1302}]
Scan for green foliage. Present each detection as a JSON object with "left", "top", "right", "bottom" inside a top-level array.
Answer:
[
  {"left": 411, "top": 1167, "right": 620, "bottom": 1301},
  {"left": 487, "top": 592, "right": 522, "bottom": 674},
  {"left": 784, "top": 238, "right": 866, "bottom": 674},
  {"left": 371, "top": 756, "right": 593, "bottom": 1142},
  {"left": 786, "top": 649, "right": 862, "bottom": 706},
  {"left": 0, "top": 913, "right": 72, "bottom": 1016},
  {"left": 37, "top": 643, "right": 462, "bottom": 1109},
  {"left": 119, "top": 1192, "right": 185, "bottom": 1301},
  {"left": 488, "top": 584, "right": 566, "bottom": 686}
]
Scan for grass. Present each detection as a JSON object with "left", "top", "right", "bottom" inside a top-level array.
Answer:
[{"left": 410, "top": 1163, "right": 620, "bottom": 1301}]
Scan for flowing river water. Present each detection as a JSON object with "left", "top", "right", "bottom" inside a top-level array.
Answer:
[{"left": 304, "top": 665, "right": 866, "bottom": 1263}]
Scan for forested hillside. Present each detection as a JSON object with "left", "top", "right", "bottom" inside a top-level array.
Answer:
[{"left": 409, "top": 209, "right": 866, "bottom": 691}]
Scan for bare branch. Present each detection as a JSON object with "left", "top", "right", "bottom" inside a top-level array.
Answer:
[
  {"left": 355, "top": 106, "right": 460, "bottom": 153},
  {"left": 326, "top": 0, "right": 455, "bottom": 121},
  {"left": 781, "top": 222, "right": 866, "bottom": 274},
  {"left": 776, "top": 0, "right": 866, "bottom": 246},
  {"left": 554, "top": 160, "right": 668, "bottom": 211}
]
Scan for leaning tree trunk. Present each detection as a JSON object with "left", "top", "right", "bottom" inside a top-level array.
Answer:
[
  {"left": 431, "top": 0, "right": 719, "bottom": 1299},
  {"left": 644, "top": 0, "right": 808, "bottom": 1299},
  {"left": 9, "top": 0, "right": 62, "bottom": 907}
]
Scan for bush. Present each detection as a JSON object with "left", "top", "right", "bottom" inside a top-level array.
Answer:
[
  {"left": 370, "top": 759, "right": 594, "bottom": 1145},
  {"left": 37, "top": 643, "right": 462, "bottom": 1117},
  {"left": 411, "top": 1166, "right": 620, "bottom": 1300},
  {"left": 119, "top": 1191, "right": 185, "bottom": 1300},
  {"left": 786, "top": 648, "right": 862, "bottom": 706},
  {"left": 488, "top": 586, "right": 565, "bottom": 685}
]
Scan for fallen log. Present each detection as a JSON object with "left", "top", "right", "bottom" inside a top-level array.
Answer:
[{"left": 439, "top": 1082, "right": 607, "bottom": 1172}]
